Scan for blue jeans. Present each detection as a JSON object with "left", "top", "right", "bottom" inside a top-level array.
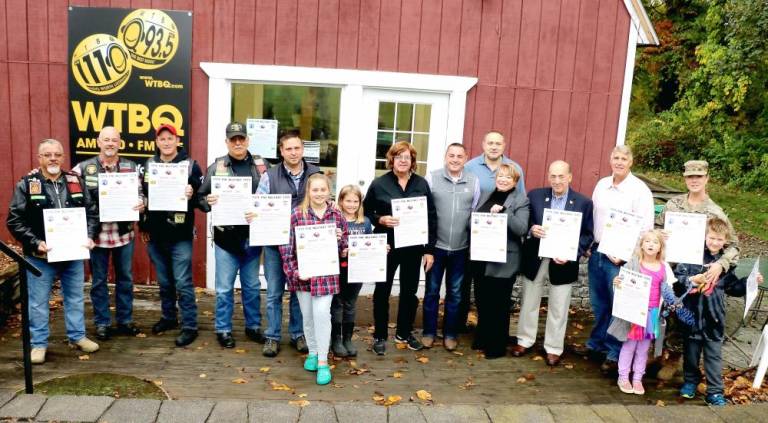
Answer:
[
  {"left": 90, "top": 241, "right": 135, "bottom": 327},
  {"left": 148, "top": 239, "right": 197, "bottom": 330},
  {"left": 263, "top": 245, "right": 303, "bottom": 341},
  {"left": 214, "top": 244, "right": 262, "bottom": 333},
  {"left": 586, "top": 247, "right": 622, "bottom": 361},
  {"left": 27, "top": 256, "right": 86, "bottom": 348},
  {"left": 423, "top": 248, "right": 466, "bottom": 339}
]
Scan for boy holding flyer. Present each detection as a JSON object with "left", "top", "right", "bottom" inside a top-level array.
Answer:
[
  {"left": 331, "top": 185, "right": 374, "bottom": 357},
  {"left": 675, "top": 217, "right": 763, "bottom": 406},
  {"left": 609, "top": 230, "right": 681, "bottom": 395},
  {"left": 280, "top": 174, "right": 348, "bottom": 385}
]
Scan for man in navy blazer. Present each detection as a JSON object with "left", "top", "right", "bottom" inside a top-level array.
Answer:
[{"left": 511, "top": 161, "right": 594, "bottom": 366}]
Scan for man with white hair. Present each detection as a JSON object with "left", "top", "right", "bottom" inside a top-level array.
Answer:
[{"left": 7, "top": 139, "right": 101, "bottom": 363}]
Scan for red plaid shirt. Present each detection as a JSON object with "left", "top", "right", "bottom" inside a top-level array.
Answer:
[{"left": 279, "top": 203, "right": 348, "bottom": 296}]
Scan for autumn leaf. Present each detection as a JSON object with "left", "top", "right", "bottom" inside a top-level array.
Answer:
[
  {"left": 270, "top": 381, "right": 292, "bottom": 391},
  {"left": 564, "top": 363, "right": 574, "bottom": 369},
  {"left": 523, "top": 373, "right": 536, "bottom": 381},
  {"left": 395, "top": 343, "right": 408, "bottom": 350},
  {"left": 387, "top": 323, "right": 397, "bottom": 328},
  {"left": 235, "top": 349, "right": 246, "bottom": 354},
  {"left": 516, "top": 377, "right": 527, "bottom": 384},
  {"left": 572, "top": 323, "right": 585, "bottom": 330},
  {"left": 393, "top": 371, "right": 403, "bottom": 379},
  {"left": 232, "top": 378, "right": 248, "bottom": 384},
  {"left": 78, "top": 354, "right": 90, "bottom": 361},
  {"left": 656, "top": 400, "right": 666, "bottom": 407},
  {"left": 297, "top": 393, "right": 308, "bottom": 398},
  {"left": 153, "top": 380, "right": 163, "bottom": 386},
  {"left": 531, "top": 355, "right": 544, "bottom": 361},
  {"left": 459, "top": 377, "right": 476, "bottom": 390},
  {"left": 372, "top": 392, "right": 385, "bottom": 402},
  {"left": 416, "top": 356, "right": 429, "bottom": 364},
  {"left": 289, "top": 400, "right": 310, "bottom": 407},
  {"left": 384, "top": 395, "right": 402, "bottom": 406},
  {"left": 415, "top": 390, "right": 432, "bottom": 401},
  {"left": 259, "top": 367, "right": 271, "bottom": 373},
  {"left": 452, "top": 351, "right": 464, "bottom": 356},
  {"left": 135, "top": 333, "right": 147, "bottom": 338}
]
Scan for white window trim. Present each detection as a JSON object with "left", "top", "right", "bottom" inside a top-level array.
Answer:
[
  {"left": 199, "top": 63, "right": 477, "bottom": 289},
  {"left": 616, "top": 24, "right": 638, "bottom": 146}
]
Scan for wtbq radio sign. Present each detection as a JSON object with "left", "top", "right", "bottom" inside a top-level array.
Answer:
[{"left": 68, "top": 7, "right": 191, "bottom": 165}]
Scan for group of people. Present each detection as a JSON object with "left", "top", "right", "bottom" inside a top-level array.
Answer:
[{"left": 6, "top": 124, "right": 761, "bottom": 398}]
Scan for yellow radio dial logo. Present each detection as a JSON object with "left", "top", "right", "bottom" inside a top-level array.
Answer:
[
  {"left": 118, "top": 9, "right": 179, "bottom": 70},
  {"left": 71, "top": 34, "right": 132, "bottom": 96}
]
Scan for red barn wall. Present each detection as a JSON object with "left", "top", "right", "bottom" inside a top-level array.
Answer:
[{"left": 0, "top": 0, "right": 631, "bottom": 285}]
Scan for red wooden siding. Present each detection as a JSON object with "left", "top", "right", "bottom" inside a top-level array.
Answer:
[{"left": 0, "top": 0, "right": 634, "bottom": 285}]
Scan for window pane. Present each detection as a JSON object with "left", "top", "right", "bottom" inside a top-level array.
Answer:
[
  {"left": 378, "top": 102, "right": 395, "bottom": 130},
  {"left": 413, "top": 104, "right": 431, "bottom": 132},
  {"left": 415, "top": 162, "right": 427, "bottom": 176},
  {"left": 412, "top": 134, "right": 428, "bottom": 163},
  {"left": 394, "top": 132, "right": 412, "bottom": 143},
  {"left": 396, "top": 103, "right": 413, "bottom": 131},
  {"left": 376, "top": 131, "right": 394, "bottom": 159},
  {"left": 231, "top": 83, "right": 341, "bottom": 191}
]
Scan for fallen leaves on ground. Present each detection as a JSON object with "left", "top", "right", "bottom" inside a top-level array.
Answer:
[
  {"left": 235, "top": 349, "right": 246, "bottom": 354},
  {"left": 231, "top": 378, "right": 248, "bottom": 384},
  {"left": 152, "top": 380, "right": 163, "bottom": 386},
  {"left": 415, "top": 356, "right": 429, "bottom": 364},
  {"left": 78, "top": 354, "right": 90, "bottom": 361},
  {"left": 395, "top": 343, "right": 408, "bottom": 350},
  {"left": 415, "top": 389, "right": 432, "bottom": 401},
  {"left": 348, "top": 365, "right": 370, "bottom": 376},
  {"left": 655, "top": 400, "right": 666, "bottom": 407},
  {"left": 523, "top": 373, "right": 536, "bottom": 381},
  {"left": 571, "top": 322, "right": 585, "bottom": 330},
  {"left": 516, "top": 377, "right": 527, "bottom": 384},
  {"left": 372, "top": 392, "right": 402, "bottom": 406},
  {"left": 270, "top": 381, "right": 292, "bottom": 391},
  {"left": 452, "top": 351, "right": 464, "bottom": 356},
  {"left": 135, "top": 333, "right": 147, "bottom": 338},
  {"left": 723, "top": 368, "right": 768, "bottom": 404},
  {"left": 288, "top": 399, "right": 310, "bottom": 407},
  {"left": 563, "top": 363, "right": 574, "bottom": 369},
  {"left": 393, "top": 357, "right": 408, "bottom": 364},
  {"left": 392, "top": 371, "right": 403, "bottom": 379},
  {"left": 531, "top": 355, "right": 544, "bottom": 361},
  {"left": 459, "top": 377, "right": 476, "bottom": 390},
  {"left": 199, "top": 374, "right": 207, "bottom": 378},
  {"left": 259, "top": 367, "right": 271, "bottom": 373}
]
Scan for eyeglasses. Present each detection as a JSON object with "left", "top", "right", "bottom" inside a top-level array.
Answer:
[
  {"left": 39, "top": 153, "right": 63, "bottom": 159},
  {"left": 393, "top": 155, "right": 412, "bottom": 162}
]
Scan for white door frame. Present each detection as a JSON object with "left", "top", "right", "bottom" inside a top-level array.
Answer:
[{"left": 199, "top": 63, "right": 477, "bottom": 289}]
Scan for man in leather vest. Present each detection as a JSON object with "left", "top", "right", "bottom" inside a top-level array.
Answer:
[
  {"left": 198, "top": 122, "right": 270, "bottom": 349},
  {"left": 140, "top": 124, "right": 204, "bottom": 347},
  {"left": 7, "top": 139, "right": 101, "bottom": 364},
  {"left": 256, "top": 132, "right": 320, "bottom": 357},
  {"left": 72, "top": 126, "right": 145, "bottom": 341}
]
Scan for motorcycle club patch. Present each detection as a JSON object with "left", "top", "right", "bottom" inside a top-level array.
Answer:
[
  {"left": 174, "top": 213, "right": 186, "bottom": 224},
  {"left": 85, "top": 164, "right": 97, "bottom": 175},
  {"left": 29, "top": 180, "right": 42, "bottom": 195}
]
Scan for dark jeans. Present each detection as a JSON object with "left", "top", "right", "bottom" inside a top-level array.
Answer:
[
  {"left": 90, "top": 241, "right": 135, "bottom": 327},
  {"left": 373, "top": 245, "right": 424, "bottom": 340},
  {"left": 475, "top": 273, "right": 514, "bottom": 357},
  {"left": 586, "top": 247, "right": 622, "bottom": 361},
  {"left": 683, "top": 337, "right": 724, "bottom": 395},
  {"left": 147, "top": 239, "right": 197, "bottom": 330},
  {"left": 423, "top": 248, "right": 466, "bottom": 339},
  {"left": 331, "top": 266, "right": 362, "bottom": 325}
]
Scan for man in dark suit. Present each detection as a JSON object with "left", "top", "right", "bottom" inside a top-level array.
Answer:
[{"left": 511, "top": 160, "right": 594, "bottom": 366}]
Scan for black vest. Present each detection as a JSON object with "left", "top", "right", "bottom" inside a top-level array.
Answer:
[
  {"left": 23, "top": 172, "right": 86, "bottom": 251},
  {"left": 265, "top": 160, "right": 321, "bottom": 208},
  {"left": 78, "top": 156, "right": 139, "bottom": 235}
]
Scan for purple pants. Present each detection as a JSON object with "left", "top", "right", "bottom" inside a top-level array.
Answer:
[{"left": 618, "top": 339, "right": 651, "bottom": 381}]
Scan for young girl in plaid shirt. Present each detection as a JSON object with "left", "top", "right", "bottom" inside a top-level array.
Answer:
[{"left": 280, "top": 174, "right": 348, "bottom": 385}]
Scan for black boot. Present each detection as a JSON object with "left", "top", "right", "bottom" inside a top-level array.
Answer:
[
  {"left": 342, "top": 322, "right": 357, "bottom": 357},
  {"left": 331, "top": 323, "right": 348, "bottom": 357}
]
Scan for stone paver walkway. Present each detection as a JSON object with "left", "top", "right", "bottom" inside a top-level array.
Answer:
[{"left": 3, "top": 391, "right": 768, "bottom": 422}]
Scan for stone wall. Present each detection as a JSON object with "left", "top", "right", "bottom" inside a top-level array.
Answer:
[{"left": 511, "top": 259, "right": 591, "bottom": 308}]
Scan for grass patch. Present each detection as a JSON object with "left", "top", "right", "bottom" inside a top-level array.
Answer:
[
  {"left": 638, "top": 170, "right": 768, "bottom": 241},
  {"left": 31, "top": 373, "right": 167, "bottom": 399}
]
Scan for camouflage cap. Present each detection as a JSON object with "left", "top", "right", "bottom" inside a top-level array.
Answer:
[
  {"left": 683, "top": 160, "right": 708, "bottom": 176},
  {"left": 225, "top": 122, "right": 247, "bottom": 139}
]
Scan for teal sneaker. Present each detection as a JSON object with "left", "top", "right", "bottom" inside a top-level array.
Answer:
[
  {"left": 316, "top": 364, "right": 332, "bottom": 385},
  {"left": 303, "top": 354, "right": 318, "bottom": 372},
  {"left": 679, "top": 382, "right": 697, "bottom": 399}
]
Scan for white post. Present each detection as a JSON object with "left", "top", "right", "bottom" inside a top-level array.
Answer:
[{"left": 753, "top": 325, "right": 768, "bottom": 389}]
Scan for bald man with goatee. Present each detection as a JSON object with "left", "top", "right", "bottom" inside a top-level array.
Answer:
[
  {"left": 73, "top": 126, "right": 145, "bottom": 341},
  {"left": 511, "top": 160, "right": 594, "bottom": 367}
]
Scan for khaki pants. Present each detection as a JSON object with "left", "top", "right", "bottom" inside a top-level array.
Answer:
[{"left": 516, "top": 259, "right": 573, "bottom": 355}]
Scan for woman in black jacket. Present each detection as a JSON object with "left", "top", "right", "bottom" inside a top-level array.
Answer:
[{"left": 363, "top": 141, "right": 437, "bottom": 355}]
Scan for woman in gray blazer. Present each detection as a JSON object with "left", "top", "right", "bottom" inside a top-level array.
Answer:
[{"left": 471, "top": 164, "right": 530, "bottom": 358}]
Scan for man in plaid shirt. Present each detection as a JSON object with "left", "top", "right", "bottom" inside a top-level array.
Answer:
[{"left": 72, "top": 126, "right": 145, "bottom": 341}]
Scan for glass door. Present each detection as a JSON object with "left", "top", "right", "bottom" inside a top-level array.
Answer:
[{"left": 338, "top": 89, "right": 449, "bottom": 195}]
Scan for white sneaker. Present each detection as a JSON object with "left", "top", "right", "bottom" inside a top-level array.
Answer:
[
  {"left": 71, "top": 337, "right": 100, "bottom": 353},
  {"left": 30, "top": 347, "right": 47, "bottom": 364}
]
